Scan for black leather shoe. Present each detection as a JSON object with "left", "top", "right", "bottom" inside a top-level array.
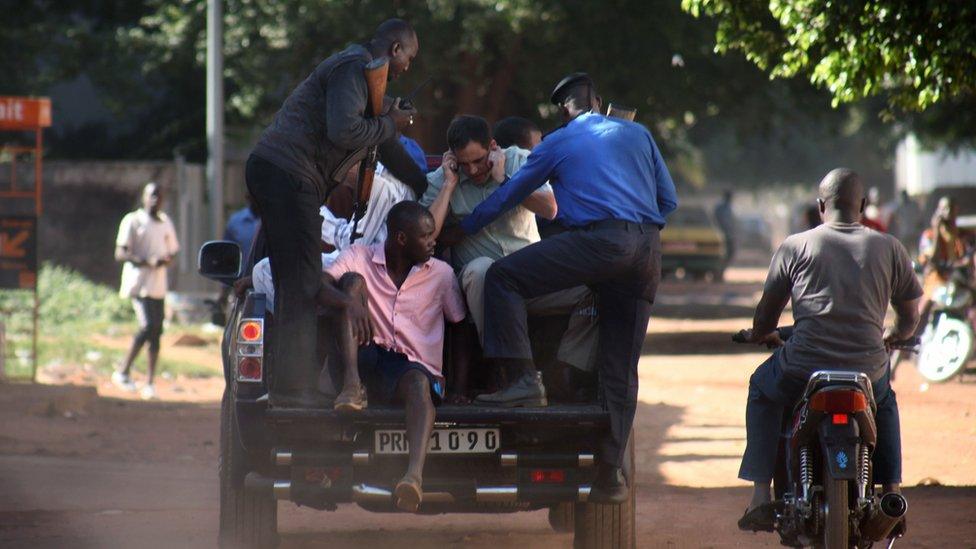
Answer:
[{"left": 588, "top": 465, "right": 628, "bottom": 504}]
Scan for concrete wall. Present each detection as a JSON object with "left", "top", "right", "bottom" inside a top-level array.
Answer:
[{"left": 1, "top": 159, "right": 247, "bottom": 294}]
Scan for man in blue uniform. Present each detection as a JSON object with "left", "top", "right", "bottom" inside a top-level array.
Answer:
[{"left": 460, "top": 73, "right": 678, "bottom": 503}]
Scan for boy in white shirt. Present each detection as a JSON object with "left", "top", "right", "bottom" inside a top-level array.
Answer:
[{"left": 113, "top": 183, "right": 180, "bottom": 400}]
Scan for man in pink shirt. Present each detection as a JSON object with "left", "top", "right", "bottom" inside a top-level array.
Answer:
[{"left": 317, "top": 201, "right": 466, "bottom": 512}]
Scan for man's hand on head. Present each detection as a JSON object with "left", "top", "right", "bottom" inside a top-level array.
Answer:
[
  {"left": 488, "top": 143, "right": 506, "bottom": 183},
  {"left": 442, "top": 150, "right": 459, "bottom": 188}
]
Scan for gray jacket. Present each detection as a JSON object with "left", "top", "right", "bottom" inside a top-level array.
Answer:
[{"left": 252, "top": 44, "right": 422, "bottom": 197}]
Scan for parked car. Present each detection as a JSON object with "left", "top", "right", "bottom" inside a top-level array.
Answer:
[{"left": 661, "top": 205, "right": 726, "bottom": 280}]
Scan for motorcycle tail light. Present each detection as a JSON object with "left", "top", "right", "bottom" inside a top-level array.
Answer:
[
  {"left": 810, "top": 390, "right": 867, "bottom": 413},
  {"left": 832, "top": 413, "right": 849, "bottom": 425}
]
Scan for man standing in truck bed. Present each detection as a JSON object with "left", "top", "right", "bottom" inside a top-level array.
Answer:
[
  {"left": 460, "top": 73, "right": 678, "bottom": 503},
  {"left": 246, "top": 19, "right": 425, "bottom": 408}
]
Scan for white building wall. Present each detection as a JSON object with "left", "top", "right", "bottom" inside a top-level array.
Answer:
[{"left": 896, "top": 134, "right": 976, "bottom": 195}]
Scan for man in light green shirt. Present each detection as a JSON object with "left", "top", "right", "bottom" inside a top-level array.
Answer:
[{"left": 421, "top": 115, "right": 598, "bottom": 402}]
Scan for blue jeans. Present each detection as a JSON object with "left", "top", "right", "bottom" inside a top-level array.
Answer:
[{"left": 738, "top": 350, "right": 902, "bottom": 484}]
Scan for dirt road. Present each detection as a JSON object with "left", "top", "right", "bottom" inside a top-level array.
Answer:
[{"left": 2, "top": 268, "right": 975, "bottom": 548}]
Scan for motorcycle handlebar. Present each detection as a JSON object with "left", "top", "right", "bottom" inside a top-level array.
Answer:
[
  {"left": 888, "top": 336, "right": 920, "bottom": 351},
  {"left": 731, "top": 329, "right": 920, "bottom": 351}
]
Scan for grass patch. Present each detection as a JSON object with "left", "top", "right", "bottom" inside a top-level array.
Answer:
[{"left": 1, "top": 264, "right": 221, "bottom": 380}]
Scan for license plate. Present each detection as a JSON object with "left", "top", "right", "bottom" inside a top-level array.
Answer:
[{"left": 374, "top": 428, "right": 500, "bottom": 455}]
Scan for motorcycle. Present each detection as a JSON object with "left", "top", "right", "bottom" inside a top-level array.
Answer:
[
  {"left": 733, "top": 328, "right": 914, "bottom": 548},
  {"left": 916, "top": 266, "right": 975, "bottom": 382}
]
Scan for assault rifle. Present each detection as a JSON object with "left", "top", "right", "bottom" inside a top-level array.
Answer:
[
  {"left": 606, "top": 102, "right": 636, "bottom": 121},
  {"left": 351, "top": 57, "right": 390, "bottom": 242}
]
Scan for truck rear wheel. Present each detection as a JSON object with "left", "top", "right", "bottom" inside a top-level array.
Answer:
[
  {"left": 549, "top": 503, "right": 575, "bottom": 532},
  {"left": 219, "top": 390, "right": 278, "bottom": 548},
  {"left": 573, "top": 431, "right": 636, "bottom": 549}
]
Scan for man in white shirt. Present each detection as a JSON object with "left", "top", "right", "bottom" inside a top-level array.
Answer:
[
  {"left": 249, "top": 164, "right": 415, "bottom": 314},
  {"left": 113, "top": 183, "right": 180, "bottom": 400}
]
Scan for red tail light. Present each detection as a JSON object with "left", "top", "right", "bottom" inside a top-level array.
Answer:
[
  {"left": 238, "top": 357, "right": 262, "bottom": 381},
  {"left": 240, "top": 320, "right": 262, "bottom": 342},
  {"left": 530, "top": 469, "right": 566, "bottom": 483},
  {"left": 832, "top": 413, "right": 849, "bottom": 425},
  {"left": 810, "top": 390, "right": 867, "bottom": 413}
]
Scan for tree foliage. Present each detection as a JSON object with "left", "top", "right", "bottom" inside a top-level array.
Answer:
[
  {"left": 682, "top": 0, "right": 976, "bottom": 112},
  {"left": 3, "top": 0, "right": 923, "bottom": 185}
]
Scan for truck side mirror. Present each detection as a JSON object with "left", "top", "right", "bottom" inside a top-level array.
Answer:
[{"left": 198, "top": 240, "right": 243, "bottom": 283}]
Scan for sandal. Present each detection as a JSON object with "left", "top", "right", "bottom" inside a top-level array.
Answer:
[{"left": 394, "top": 474, "right": 423, "bottom": 513}]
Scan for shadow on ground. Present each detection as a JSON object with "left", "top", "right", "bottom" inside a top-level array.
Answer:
[{"left": 641, "top": 330, "right": 759, "bottom": 356}]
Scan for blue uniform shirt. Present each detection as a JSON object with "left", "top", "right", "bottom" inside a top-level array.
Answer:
[
  {"left": 223, "top": 206, "right": 260, "bottom": 262},
  {"left": 460, "top": 112, "right": 678, "bottom": 234},
  {"left": 399, "top": 135, "right": 428, "bottom": 173}
]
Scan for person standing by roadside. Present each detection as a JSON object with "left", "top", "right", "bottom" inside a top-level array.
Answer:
[
  {"left": 113, "top": 182, "right": 180, "bottom": 400},
  {"left": 713, "top": 189, "right": 737, "bottom": 274},
  {"left": 246, "top": 19, "right": 424, "bottom": 408},
  {"left": 223, "top": 193, "right": 260, "bottom": 265}
]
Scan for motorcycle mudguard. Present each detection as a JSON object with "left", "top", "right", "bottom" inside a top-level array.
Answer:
[{"left": 818, "top": 420, "right": 860, "bottom": 480}]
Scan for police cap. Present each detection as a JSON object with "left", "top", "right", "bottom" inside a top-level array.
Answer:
[{"left": 550, "top": 72, "right": 593, "bottom": 106}]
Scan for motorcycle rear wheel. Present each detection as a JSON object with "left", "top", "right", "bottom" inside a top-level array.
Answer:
[{"left": 821, "top": 460, "right": 849, "bottom": 549}]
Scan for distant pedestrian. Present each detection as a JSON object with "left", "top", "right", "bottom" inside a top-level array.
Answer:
[
  {"left": 861, "top": 186, "right": 888, "bottom": 232},
  {"left": 888, "top": 190, "right": 923, "bottom": 254},
  {"left": 223, "top": 193, "right": 260, "bottom": 265},
  {"left": 113, "top": 182, "right": 180, "bottom": 400},
  {"left": 713, "top": 190, "right": 737, "bottom": 272}
]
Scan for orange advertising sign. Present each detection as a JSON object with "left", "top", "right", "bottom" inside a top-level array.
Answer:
[{"left": 0, "top": 97, "right": 52, "bottom": 130}]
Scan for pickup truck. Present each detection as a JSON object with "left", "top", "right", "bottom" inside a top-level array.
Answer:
[{"left": 198, "top": 240, "right": 636, "bottom": 549}]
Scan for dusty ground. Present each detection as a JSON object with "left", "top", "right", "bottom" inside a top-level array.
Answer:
[{"left": 2, "top": 267, "right": 975, "bottom": 548}]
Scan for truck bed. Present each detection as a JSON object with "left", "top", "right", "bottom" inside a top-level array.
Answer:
[{"left": 266, "top": 403, "right": 609, "bottom": 425}]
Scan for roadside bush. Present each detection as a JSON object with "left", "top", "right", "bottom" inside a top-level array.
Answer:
[
  {"left": 37, "top": 263, "right": 131, "bottom": 329},
  {"left": 1, "top": 263, "right": 131, "bottom": 332}
]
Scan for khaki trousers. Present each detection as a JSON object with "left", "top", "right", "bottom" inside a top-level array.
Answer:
[{"left": 459, "top": 256, "right": 598, "bottom": 372}]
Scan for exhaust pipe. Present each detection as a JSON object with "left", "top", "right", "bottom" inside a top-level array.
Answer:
[
  {"left": 244, "top": 472, "right": 292, "bottom": 500},
  {"left": 861, "top": 492, "right": 908, "bottom": 541}
]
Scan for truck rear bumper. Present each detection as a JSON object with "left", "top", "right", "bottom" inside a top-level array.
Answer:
[
  {"left": 237, "top": 402, "right": 611, "bottom": 511},
  {"left": 245, "top": 472, "right": 594, "bottom": 507}
]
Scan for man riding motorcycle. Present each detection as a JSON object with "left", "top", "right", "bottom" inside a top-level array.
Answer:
[
  {"left": 892, "top": 196, "right": 974, "bottom": 375},
  {"left": 736, "top": 168, "right": 922, "bottom": 531}
]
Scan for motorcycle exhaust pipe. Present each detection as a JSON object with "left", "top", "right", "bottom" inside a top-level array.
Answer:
[{"left": 861, "top": 492, "right": 908, "bottom": 541}]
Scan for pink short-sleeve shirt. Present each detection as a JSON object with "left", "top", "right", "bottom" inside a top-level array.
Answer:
[{"left": 326, "top": 243, "right": 466, "bottom": 376}]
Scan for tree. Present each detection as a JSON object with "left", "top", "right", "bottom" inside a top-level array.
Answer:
[
  {"left": 682, "top": 0, "right": 976, "bottom": 112},
  {"left": 3, "top": 0, "right": 909, "bottom": 186}
]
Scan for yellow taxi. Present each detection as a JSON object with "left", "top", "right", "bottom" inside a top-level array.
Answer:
[{"left": 661, "top": 205, "right": 727, "bottom": 280}]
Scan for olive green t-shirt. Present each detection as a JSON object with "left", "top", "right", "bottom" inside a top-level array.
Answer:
[{"left": 420, "top": 146, "right": 552, "bottom": 269}]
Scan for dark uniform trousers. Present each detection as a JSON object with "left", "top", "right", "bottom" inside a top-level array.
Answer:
[
  {"left": 246, "top": 154, "right": 325, "bottom": 397},
  {"left": 483, "top": 220, "right": 661, "bottom": 467}
]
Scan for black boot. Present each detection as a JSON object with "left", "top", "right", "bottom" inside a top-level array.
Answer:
[{"left": 589, "top": 463, "right": 628, "bottom": 504}]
